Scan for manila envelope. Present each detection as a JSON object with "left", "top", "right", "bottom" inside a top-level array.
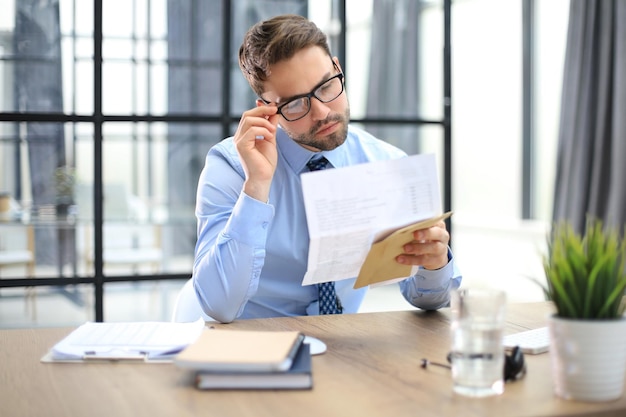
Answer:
[{"left": 354, "top": 211, "right": 453, "bottom": 289}]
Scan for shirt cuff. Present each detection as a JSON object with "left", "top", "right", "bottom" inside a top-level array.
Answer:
[
  {"left": 414, "top": 261, "right": 453, "bottom": 289},
  {"left": 413, "top": 249, "right": 454, "bottom": 290},
  {"left": 223, "top": 192, "right": 274, "bottom": 246}
]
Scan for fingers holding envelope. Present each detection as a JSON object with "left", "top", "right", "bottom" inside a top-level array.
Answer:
[{"left": 396, "top": 220, "right": 450, "bottom": 270}]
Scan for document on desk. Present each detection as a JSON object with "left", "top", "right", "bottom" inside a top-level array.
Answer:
[
  {"left": 301, "top": 153, "right": 449, "bottom": 288},
  {"left": 42, "top": 318, "right": 205, "bottom": 363}
]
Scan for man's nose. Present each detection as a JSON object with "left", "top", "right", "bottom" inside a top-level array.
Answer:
[{"left": 308, "top": 97, "right": 331, "bottom": 121}]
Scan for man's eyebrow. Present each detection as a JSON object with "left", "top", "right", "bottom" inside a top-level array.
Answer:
[{"left": 277, "top": 69, "right": 333, "bottom": 105}]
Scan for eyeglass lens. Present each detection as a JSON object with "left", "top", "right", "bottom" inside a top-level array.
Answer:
[{"left": 279, "top": 74, "right": 343, "bottom": 121}]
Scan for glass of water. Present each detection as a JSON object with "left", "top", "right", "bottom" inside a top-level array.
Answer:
[{"left": 450, "top": 288, "right": 507, "bottom": 397}]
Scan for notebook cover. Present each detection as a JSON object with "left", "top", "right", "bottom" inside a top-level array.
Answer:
[{"left": 175, "top": 329, "right": 304, "bottom": 373}]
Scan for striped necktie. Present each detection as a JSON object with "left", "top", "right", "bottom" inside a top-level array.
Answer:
[{"left": 306, "top": 156, "right": 343, "bottom": 315}]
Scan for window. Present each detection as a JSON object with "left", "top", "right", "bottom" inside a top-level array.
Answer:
[{"left": 2, "top": 0, "right": 566, "bottom": 325}]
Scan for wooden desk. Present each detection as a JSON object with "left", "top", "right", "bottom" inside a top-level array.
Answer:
[{"left": 1, "top": 302, "right": 625, "bottom": 417}]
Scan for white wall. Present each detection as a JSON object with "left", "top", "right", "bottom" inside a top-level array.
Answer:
[{"left": 450, "top": 0, "right": 569, "bottom": 301}]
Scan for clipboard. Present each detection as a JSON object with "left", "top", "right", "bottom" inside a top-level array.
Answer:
[
  {"left": 354, "top": 211, "right": 453, "bottom": 289},
  {"left": 41, "top": 319, "right": 206, "bottom": 363},
  {"left": 40, "top": 351, "right": 174, "bottom": 363}
]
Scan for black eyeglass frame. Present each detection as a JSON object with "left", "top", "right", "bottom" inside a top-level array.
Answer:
[{"left": 259, "top": 64, "right": 345, "bottom": 122}]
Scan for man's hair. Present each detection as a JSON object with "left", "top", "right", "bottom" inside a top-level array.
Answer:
[{"left": 239, "top": 14, "right": 332, "bottom": 97}]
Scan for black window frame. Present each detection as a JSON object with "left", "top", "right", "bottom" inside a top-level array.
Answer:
[{"left": 0, "top": 0, "right": 453, "bottom": 322}]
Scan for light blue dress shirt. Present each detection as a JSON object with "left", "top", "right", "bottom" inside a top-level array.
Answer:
[{"left": 193, "top": 125, "right": 462, "bottom": 323}]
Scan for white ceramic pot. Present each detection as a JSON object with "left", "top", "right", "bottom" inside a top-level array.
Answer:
[{"left": 548, "top": 315, "right": 626, "bottom": 402}]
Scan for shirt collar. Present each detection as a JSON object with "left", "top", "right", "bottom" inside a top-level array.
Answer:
[{"left": 276, "top": 126, "right": 350, "bottom": 173}]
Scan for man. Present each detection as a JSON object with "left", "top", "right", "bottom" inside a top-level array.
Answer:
[{"left": 192, "top": 14, "right": 461, "bottom": 323}]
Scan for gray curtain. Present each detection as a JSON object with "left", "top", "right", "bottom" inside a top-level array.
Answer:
[
  {"left": 553, "top": 0, "right": 626, "bottom": 234},
  {"left": 166, "top": 0, "right": 223, "bottom": 256},
  {"left": 366, "top": 0, "right": 420, "bottom": 153},
  {"left": 14, "top": 0, "right": 66, "bottom": 265}
]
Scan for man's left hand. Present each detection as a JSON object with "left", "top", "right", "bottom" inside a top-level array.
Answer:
[{"left": 396, "top": 220, "right": 450, "bottom": 270}]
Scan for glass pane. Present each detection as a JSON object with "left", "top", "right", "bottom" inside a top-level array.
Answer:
[
  {"left": 103, "top": 280, "right": 186, "bottom": 322},
  {"left": 419, "top": 2, "right": 445, "bottom": 121},
  {"left": 343, "top": 0, "right": 371, "bottom": 120},
  {"left": 150, "top": 39, "right": 168, "bottom": 61},
  {"left": 134, "top": 0, "right": 149, "bottom": 38},
  {"left": 101, "top": 59, "right": 158, "bottom": 115},
  {"left": 1, "top": 0, "right": 93, "bottom": 115},
  {"left": 135, "top": 61, "right": 149, "bottom": 114},
  {"left": 151, "top": 0, "right": 168, "bottom": 39},
  {"left": 96, "top": 0, "right": 250, "bottom": 116},
  {"left": 346, "top": 0, "right": 443, "bottom": 121},
  {"left": 0, "top": 285, "right": 92, "bottom": 328},
  {"left": 103, "top": 0, "right": 134, "bottom": 38},
  {"left": 74, "top": 0, "right": 94, "bottom": 36},
  {"left": 0, "top": 121, "right": 91, "bottom": 278},
  {"left": 167, "top": 66, "right": 221, "bottom": 115},
  {"left": 103, "top": 39, "right": 134, "bottom": 60},
  {"left": 150, "top": 63, "right": 168, "bottom": 114},
  {"left": 0, "top": 58, "right": 13, "bottom": 112},
  {"left": 452, "top": 0, "right": 522, "bottom": 220},
  {"left": 103, "top": 62, "right": 134, "bottom": 114},
  {"left": 0, "top": 222, "right": 35, "bottom": 279},
  {"left": 74, "top": 60, "right": 95, "bottom": 114},
  {"left": 230, "top": 66, "right": 255, "bottom": 115},
  {"left": 166, "top": 1, "right": 222, "bottom": 61},
  {"left": 357, "top": 122, "right": 443, "bottom": 155},
  {"left": 100, "top": 122, "right": 222, "bottom": 276},
  {"left": 534, "top": 0, "right": 569, "bottom": 221}
]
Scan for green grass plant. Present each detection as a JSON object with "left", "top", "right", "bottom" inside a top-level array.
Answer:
[{"left": 541, "top": 217, "right": 626, "bottom": 319}]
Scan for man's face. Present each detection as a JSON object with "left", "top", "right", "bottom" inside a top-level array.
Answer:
[{"left": 259, "top": 46, "right": 350, "bottom": 152}]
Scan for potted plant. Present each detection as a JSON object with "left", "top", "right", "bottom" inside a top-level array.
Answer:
[
  {"left": 540, "top": 216, "right": 626, "bottom": 402},
  {"left": 54, "top": 166, "right": 76, "bottom": 216}
]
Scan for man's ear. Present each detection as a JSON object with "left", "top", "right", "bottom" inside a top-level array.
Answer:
[
  {"left": 332, "top": 56, "right": 343, "bottom": 73},
  {"left": 256, "top": 99, "right": 266, "bottom": 108}
]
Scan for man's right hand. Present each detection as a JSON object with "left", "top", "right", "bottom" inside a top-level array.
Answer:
[{"left": 233, "top": 105, "right": 280, "bottom": 202}]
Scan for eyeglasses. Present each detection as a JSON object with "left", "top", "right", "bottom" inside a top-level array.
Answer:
[
  {"left": 260, "top": 71, "right": 345, "bottom": 122},
  {"left": 420, "top": 346, "right": 527, "bottom": 383}
]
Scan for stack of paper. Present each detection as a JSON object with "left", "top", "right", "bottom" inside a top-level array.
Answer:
[
  {"left": 175, "top": 329, "right": 312, "bottom": 390},
  {"left": 42, "top": 319, "right": 205, "bottom": 362},
  {"left": 301, "top": 153, "right": 449, "bottom": 288}
]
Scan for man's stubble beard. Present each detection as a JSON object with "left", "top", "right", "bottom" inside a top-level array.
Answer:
[{"left": 284, "top": 105, "right": 351, "bottom": 152}]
